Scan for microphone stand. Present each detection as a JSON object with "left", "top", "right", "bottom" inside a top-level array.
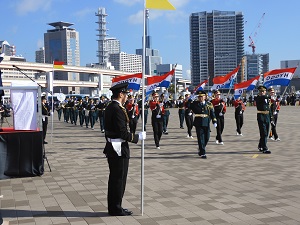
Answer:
[{"left": 12, "top": 65, "right": 51, "bottom": 172}]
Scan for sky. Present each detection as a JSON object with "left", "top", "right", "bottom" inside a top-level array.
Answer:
[{"left": 1, "top": 0, "right": 300, "bottom": 80}]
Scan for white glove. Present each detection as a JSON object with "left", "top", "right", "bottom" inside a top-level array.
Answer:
[
  {"left": 219, "top": 112, "right": 223, "bottom": 116},
  {"left": 214, "top": 123, "right": 217, "bottom": 128},
  {"left": 240, "top": 111, "right": 242, "bottom": 114},
  {"left": 50, "top": 111, "right": 54, "bottom": 115},
  {"left": 139, "top": 131, "right": 146, "bottom": 140},
  {"left": 273, "top": 111, "right": 277, "bottom": 115},
  {"left": 159, "top": 103, "right": 163, "bottom": 107},
  {"left": 188, "top": 112, "right": 192, "bottom": 116}
]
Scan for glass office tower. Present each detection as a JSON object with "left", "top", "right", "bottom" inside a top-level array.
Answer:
[{"left": 190, "top": 10, "right": 244, "bottom": 87}]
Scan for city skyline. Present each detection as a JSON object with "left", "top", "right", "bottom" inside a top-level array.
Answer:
[{"left": 2, "top": 0, "right": 300, "bottom": 80}]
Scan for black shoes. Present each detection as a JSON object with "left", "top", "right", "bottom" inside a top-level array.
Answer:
[
  {"left": 262, "top": 150, "right": 271, "bottom": 154},
  {"left": 43, "top": 141, "right": 48, "bottom": 144},
  {"left": 109, "top": 209, "right": 133, "bottom": 216},
  {"left": 200, "top": 155, "right": 207, "bottom": 159}
]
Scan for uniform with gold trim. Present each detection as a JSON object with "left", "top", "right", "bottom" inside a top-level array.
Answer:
[
  {"left": 268, "top": 88, "right": 280, "bottom": 141},
  {"left": 190, "top": 90, "right": 217, "bottom": 158},
  {"left": 104, "top": 83, "right": 139, "bottom": 216},
  {"left": 211, "top": 90, "right": 226, "bottom": 144},
  {"left": 233, "top": 96, "right": 246, "bottom": 136},
  {"left": 256, "top": 85, "right": 272, "bottom": 154}
]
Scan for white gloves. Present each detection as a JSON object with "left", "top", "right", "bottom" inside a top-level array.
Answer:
[
  {"left": 159, "top": 103, "right": 164, "bottom": 107},
  {"left": 188, "top": 112, "right": 192, "bottom": 116},
  {"left": 213, "top": 123, "right": 217, "bottom": 128},
  {"left": 50, "top": 111, "right": 54, "bottom": 115},
  {"left": 273, "top": 111, "right": 277, "bottom": 115},
  {"left": 219, "top": 112, "right": 223, "bottom": 116},
  {"left": 139, "top": 131, "right": 146, "bottom": 140}
]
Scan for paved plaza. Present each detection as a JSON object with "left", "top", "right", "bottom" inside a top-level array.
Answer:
[{"left": 1, "top": 105, "right": 300, "bottom": 225}]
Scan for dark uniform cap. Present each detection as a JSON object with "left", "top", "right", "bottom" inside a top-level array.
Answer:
[
  {"left": 179, "top": 95, "right": 183, "bottom": 99},
  {"left": 258, "top": 85, "right": 267, "bottom": 92},
  {"left": 197, "top": 90, "right": 207, "bottom": 97},
  {"left": 268, "top": 87, "right": 275, "bottom": 92},
  {"left": 41, "top": 96, "right": 46, "bottom": 100},
  {"left": 110, "top": 82, "right": 129, "bottom": 94}
]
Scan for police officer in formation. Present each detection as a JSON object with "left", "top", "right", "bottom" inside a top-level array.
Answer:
[
  {"left": 256, "top": 85, "right": 272, "bottom": 154},
  {"left": 211, "top": 90, "right": 226, "bottom": 145},
  {"left": 190, "top": 90, "right": 217, "bottom": 159},
  {"left": 103, "top": 82, "right": 145, "bottom": 216},
  {"left": 233, "top": 96, "right": 245, "bottom": 136}
]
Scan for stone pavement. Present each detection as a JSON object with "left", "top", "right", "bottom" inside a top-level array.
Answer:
[{"left": 1, "top": 106, "right": 300, "bottom": 225}]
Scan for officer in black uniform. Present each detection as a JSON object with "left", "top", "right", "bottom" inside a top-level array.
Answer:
[
  {"left": 161, "top": 93, "right": 172, "bottom": 134},
  {"left": 104, "top": 82, "right": 146, "bottom": 216},
  {"left": 190, "top": 91, "right": 217, "bottom": 159},
  {"left": 256, "top": 85, "right": 272, "bottom": 154},
  {"left": 41, "top": 96, "right": 50, "bottom": 144}
]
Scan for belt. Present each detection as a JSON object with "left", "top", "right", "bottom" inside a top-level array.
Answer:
[
  {"left": 165, "top": 109, "right": 169, "bottom": 110},
  {"left": 179, "top": 108, "right": 184, "bottom": 109},
  {"left": 257, "top": 110, "right": 269, "bottom": 114},
  {"left": 107, "top": 138, "right": 126, "bottom": 143},
  {"left": 194, "top": 114, "right": 208, "bottom": 117}
]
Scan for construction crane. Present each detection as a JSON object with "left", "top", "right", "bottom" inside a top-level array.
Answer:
[{"left": 248, "top": 13, "right": 265, "bottom": 54}]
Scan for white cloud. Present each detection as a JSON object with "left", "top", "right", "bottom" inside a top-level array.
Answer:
[
  {"left": 128, "top": 10, "right": 144, "bottom": 24},
  {"left": 114, "top": 0, "right": 141, "bottom": 6},
  {"left": 14, "top": 0, "right": 52, "bottom": 16},
  {"left": 186, "top": 69, "right": 191, "bottom": 79},
  {"left": 170, "top": 0, "right": 191, "bottom": 8},
  {"left": 37, "top": 39, "right": 44, "bottom": 48}
]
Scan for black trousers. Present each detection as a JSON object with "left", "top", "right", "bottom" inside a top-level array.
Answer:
[
  {"left": 107, "top": 157, "right": 129, "bottom": 214},
  {"left": 258, "top": 119, "right": 270, "bottom": 150},
  {"left": 185, "top": 114, "right": 193, "bottom": 136},
  {"left": 270, "top": 114, "right": 278, "bottom": 139},
  {"left": 216, "top": 116, "right": 224, "bottom": 142},
  {"left": 235, "top": 114, "right": 244, "bottom": 134},
  {"left": 195, "top": 126, "right": 210, "bottom": 156},
  {"left": 152, "top": 120, "right": 163, "bottom": 147},
  {"left": 42, "top": 117, "right": 48, "bottom": 141}
]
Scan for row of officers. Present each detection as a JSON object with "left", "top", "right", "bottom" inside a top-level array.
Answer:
[{"left": 52, "top": 85, "right": 279, "bottom": 157}]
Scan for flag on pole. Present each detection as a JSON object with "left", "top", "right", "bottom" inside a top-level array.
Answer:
[
  {"left": 111, "top": 73, "right": 142, "bottom": 91},
  {"left": 146, "top": 0, "right": 176, "bottom": 10},
  {"left": 53, "top": 61, "right": 65, "bottom": 69},
  {"left": 263, "top": 67, "right": 297, "bottom": 88},
  {"left": 234, "top": 75, "right": 260, "bottom": 99},
  {"left": 211, "top": 65, "right": 240, "bottom": 90},
  {"left": 194, "top": 79, "right": 209, "bottom": 92},
  {"left": 146, "top": 69, "right": 174, "bottom": 96}
]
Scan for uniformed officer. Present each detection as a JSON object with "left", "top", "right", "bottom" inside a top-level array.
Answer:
[
  {"left": 104, "top": 82, "right": 146, "bottom": 216},
  {"left": 256, "top": 85, "right": 272, "bottom": 154},
  {"left": 41, "top": 96, "right": 50, "bottom": 144},
  {"left": 150, "top": 92, "right": 165, "bottom": 149},
  {"left": 161, "top": 93, "right": 172, "bottom": 134},
  {"left": 176, "top": 95, "right": 185, "bottom": 129},
  {"left": 184, "top": 93, "right": 194, "bottom": 138},
  {"left": 190, "top": 90, "right": 217, "bottom": 158},
  {"left": 97, "top": 96, "right": 107, "bottom": 133},
  {"left": 125, "top": 94, "right": 139, "bottom": 134},
  {"left": 233, "top": 96, "right": 246, "bottom": 136},
  {"left": 211, "top": 90, "right": 226, "bottom": 145},
  {"left": 268, "top": 88, "right": 280, "bottom": 141}
]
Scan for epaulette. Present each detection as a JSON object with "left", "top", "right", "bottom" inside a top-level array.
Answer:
[{"left": 206, "top": 102, "right": 214, "bottom": 109}]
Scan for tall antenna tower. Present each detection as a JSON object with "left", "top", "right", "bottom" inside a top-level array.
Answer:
[{"left": 95, "top": 8, "right": 109, "bottom": 65}]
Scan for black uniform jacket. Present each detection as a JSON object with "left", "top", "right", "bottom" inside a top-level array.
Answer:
[
  {"left": 104, "top": 100, "right": 139, "bottom": 158},
  {"left": 256, "top": 95, "right": 272, "bottom": 122}
]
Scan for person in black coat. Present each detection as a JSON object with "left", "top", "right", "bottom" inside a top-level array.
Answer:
[
  {"left": 190, "top": 91, "right": 217, "bottom": 158},
  {"left": 104, "top": 82, "right": 145, "bottom": 216},
  {"left": 41, "top": 96, "right": 50, "bottom": 144},
  {"left": 256, "top": 85, "right": 272, "bottom": 154}
]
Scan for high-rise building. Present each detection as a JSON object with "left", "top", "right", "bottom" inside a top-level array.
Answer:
[
  {"left": 136, "top": 9, "right": 162, "bottom": 75},
  {"left": 106, "top": 37, "right": 120, "bottom": 55},
  {"left": 35, "top": 47, "right": 45, "bottom": 63},
  {"left": 96, "top": 7, "right": 109, "bottom": 66},
  {"left": 244, "top": 53, "right": 269, "bottom": 80},
  {"left": 44, "top": 21, "right": 80, "bottom": 93},
  {"left": 0, "top": 40, "right": 16, "bottom": 56},
  {"left": 189, "top": 10, "right": 244, "bottom": 86},
  {"left": 109, "top": 52, "right": 142, "bottom": 73}
]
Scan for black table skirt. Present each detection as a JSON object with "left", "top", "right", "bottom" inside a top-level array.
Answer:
[{"left": 0, "top": 130, "right": 44, "bottom": 179}]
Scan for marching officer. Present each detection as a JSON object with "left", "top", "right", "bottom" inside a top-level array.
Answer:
[
  {"left": 161, "top": 93, "right": 172, "bottom": 134},
  {"left": 211, "top": 90, "right": 226, "bottom": 145},
  {"left": 268, "top": 88, "right": 281, "bottom": 141},
  {"left": 125, "top": 94, "right": 139, "bottom": 134},
  {"left": 256, "top": 85, "right": 272, "bottom": 154},
  {"left": 150, "top": 92, "right": 165, "bottom": 149},
  {"left": 41, "top": 96, "right": 50, "bottom": 144},
  {"left": 77, "top": 99, "right": 85, "bottom": 127},
  {"left": 184, "top": 93, "right": 194, "bottom": 138},
  {"left": 176, "top": 95, "right": 185, "bottom": 129},
  {"left": 190, "top": 90, "right": 217, "bottom": 159},
  {"left": 233, "top": 96, "right": 246, "bottom": 136},
  {"left": 103, "top": 82, "right": 145, "bottom": 216},
  {"left": 97, "top": 96, "right": 107, "bottom": 133}
]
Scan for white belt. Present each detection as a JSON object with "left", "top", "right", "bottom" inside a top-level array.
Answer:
[{"left": 107, "top": 138, "right": 126, "bottom": 143}]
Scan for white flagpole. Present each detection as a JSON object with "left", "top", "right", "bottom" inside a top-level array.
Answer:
[
  {"left": 50, "top": 68, "right": 54, "bottom": 145},
  {"left": 141, "top": 2, "right": 146, "bottom": 216}
]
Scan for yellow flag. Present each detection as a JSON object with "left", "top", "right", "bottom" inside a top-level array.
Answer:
[{"left": 146, "top": 0, "right": 176, "bottom": 10}]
